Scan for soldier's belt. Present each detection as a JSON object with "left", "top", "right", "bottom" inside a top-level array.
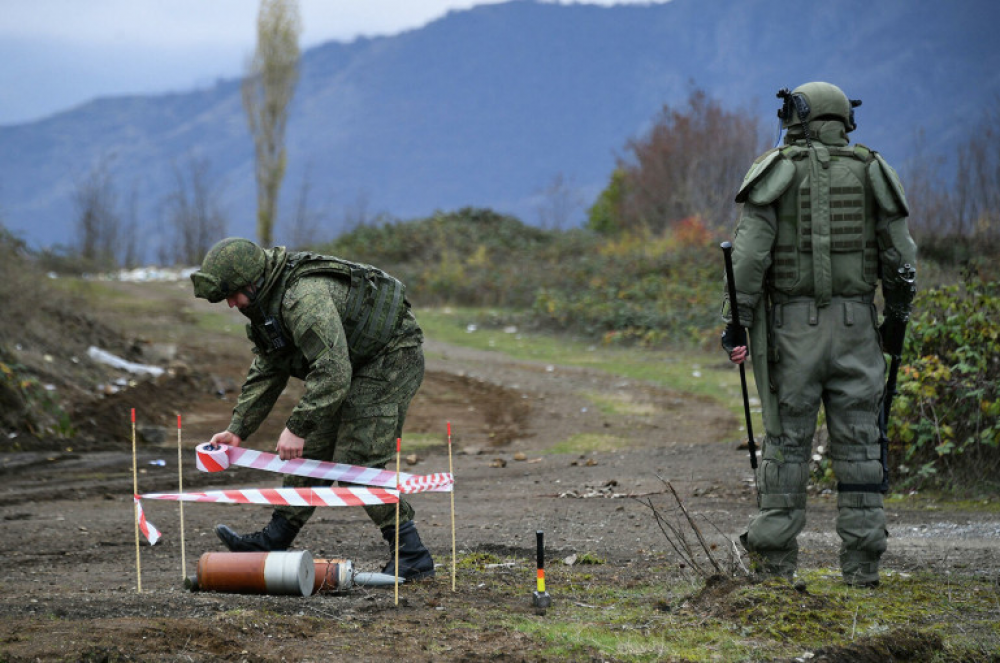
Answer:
[{"left": 769, "top": 292, "right": 875, "bottom": 305}]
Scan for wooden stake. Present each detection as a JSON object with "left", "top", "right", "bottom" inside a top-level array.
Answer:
[
  {"left": 131, "top": 408, "right": 142, "bottom": 594},
  {"left": 447, "top": 421, "right": 456, "bottom": 592},
  {"left": 177, "top": 414, "right": 187, "bottom": 581},
  {"left": 394, "top": 437, "right": 401, "bottom": 606}
]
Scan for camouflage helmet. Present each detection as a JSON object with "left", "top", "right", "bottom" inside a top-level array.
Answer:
[
  {"left": 190, "top": 237, "right": 266, "bottom": 302},
  {"left": 777, "top": 82, "right": 861, "bottom": 132}
]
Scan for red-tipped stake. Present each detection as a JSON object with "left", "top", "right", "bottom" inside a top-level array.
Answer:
[
  {"left": 177, "top": 414, "right": 187, "bottom": 581},
  {"left": 447, "top": 421, "right": 456, "bottom": 592},
  {"left": 394, "top": 437, "right": 401, "bottom": 606},
  {"left": 130, "top": 408, "right": 142, "bottom": 593},
  {"left": 532, "top": 530, "right": 552, "bottom": 614}
]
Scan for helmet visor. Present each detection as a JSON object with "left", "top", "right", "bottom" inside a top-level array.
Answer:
[{"left": 190, "top": 270, "right": 228, "bottom": 303}]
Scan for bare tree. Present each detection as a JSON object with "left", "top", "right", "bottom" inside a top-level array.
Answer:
[
  {"left": 243, "top": 0, "right": 302, "bottom": 248},
  {"left": 614, "top": 88, "right": 765, "bottom": 234},
  {"left": 904, "top": 100, "right": 1000, "bottom": 260},
  {"left": 284, "top": 163, "right": 329, "bottom": 250},
  {"left": 955, "top": 99, "right": 1000, "bottom": 247},
  {"left": 535, "top": 172, "right": 584, "bottom": 230},
  {"left": 164, "top": 156, "right": 228, "bottom": 265},
  {"left": 120, "top": 183, "right": 140, "bottom": 269},
  {"left": 343, "top": 189, "right": 373, "bottom": 230},
  {"left": 902, "top": 129, "right": 952, "bottom": 239},
  {"left": 73, "top": 159, "right": 120, "bottom": 270}
]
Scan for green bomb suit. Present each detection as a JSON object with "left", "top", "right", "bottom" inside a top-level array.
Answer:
[{"left": 729, "top": 91, "right": 917, "bottom": 586}]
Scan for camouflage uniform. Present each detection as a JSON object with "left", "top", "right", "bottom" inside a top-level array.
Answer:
[
  {"left": 192, "top": 241, "right": 435, "bottom": 579},
  {"left": 726, "top": 83, "right": 917, "bottom": 586},
  {"left": 226, "top": 248, "right": 424, "bottom": 531}
]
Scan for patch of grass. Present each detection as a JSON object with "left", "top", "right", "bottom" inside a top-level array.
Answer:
[
  {"left": 885, "top": 491, "right": 1000, "bottom": 513},
  {"left": 50, "top": 278, "right": 160, "bottom": 314},
  {"left": 455, "top": 551, "right": 504, "bottom": 570},
  {"left": 194, "top": 309, "right": 245, "bottom": 337},
  {"left": 417, "top": 306, "right": 763, "bottom": 438},
  {"left": 485, "top": 566, "right": 1000, "bottom": 662},
  {"left": 582, "top": 391, "right": 656, "bottom": 417},
  {"left": 546, "top": 433, "right": 628, "bottom": 455},
  {"left": 399, "top": 432, "right": 447, "bottom": 453},
  {"left": 510, "top": 582, "right": 754, "bottom": 661}
]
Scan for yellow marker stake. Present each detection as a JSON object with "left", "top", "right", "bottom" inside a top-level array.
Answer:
[
  {"left": 131, "top": 408, "right": 142, "bottom": 594},
  {"left": 177, "top": 414, "right": 186, "bottom": 581},
  {"left": 447, "top": 421, "right": 456, "bottom": 592}
]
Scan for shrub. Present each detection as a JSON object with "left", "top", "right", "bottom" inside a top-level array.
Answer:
[
  {"left": 323, "top": 208, "right": 724, "bottom": 348},
  {"left": 323, "top": 208, "right": 553, "bottom": 307},
  {"left": 529, "top": 225, "right": 721, "bottom": 347},
  {"left": 890, "top": 278, "right": 1000, "bottom": 491}
]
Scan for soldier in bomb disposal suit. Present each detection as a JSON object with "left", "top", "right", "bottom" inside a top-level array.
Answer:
[
  {"left": 722, "top": 82, "right": 917, "bottom": 587},
  {"left": 191, "top": 237, "right": 434, "bottom": 580}
]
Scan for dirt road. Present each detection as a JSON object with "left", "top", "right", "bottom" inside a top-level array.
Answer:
[{"left": 1, "top": 279, "right": 997, "bottom": 661}]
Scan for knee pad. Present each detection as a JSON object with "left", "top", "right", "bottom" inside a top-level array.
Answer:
[
  {"left": 758, "top": 459, "right": 810, "bottom": 509},
  {"left": 833, "top": 458, "right": 884, "bottom": 488}
]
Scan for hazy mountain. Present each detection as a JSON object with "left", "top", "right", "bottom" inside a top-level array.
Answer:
[{"left": 1, "top": 0, "right": 996, "bottom": 257}]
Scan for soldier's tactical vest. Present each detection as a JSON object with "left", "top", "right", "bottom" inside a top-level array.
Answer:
[
  {"left": 771, "top": 144, "right": 878, "bottom": 304},
  {"left": 247, "top": 252, "right": 407, "bottom": 360}
]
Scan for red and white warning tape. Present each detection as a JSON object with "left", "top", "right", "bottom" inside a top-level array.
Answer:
[
  {"left": 134, "top": 496, "right": 161, "bottom": 545},
  {"left": 195, "top": 443, "right": 453, "bottom": 494},
  {"left": 135, "top": 443, "right": 453, "bottom": 545},
  {"left": 141, "top": 486, "right": 400, "bottom": 507}
]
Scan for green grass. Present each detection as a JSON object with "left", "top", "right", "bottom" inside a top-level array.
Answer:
[
  {"left": 583, "top": 391, "right": 658, "bottom": 416},
  {"left": 418, "top": 306, "right": 764, "bottom": 438},
  {"left": 193, "top": 309, "right": 246, "bottom": 336},
  {"left": 546, "top": 433, "right": 630, "bottom": 455},
  {"left": 49, "top": 277, "right": 161, "bottom": 312},
  {"left": 398, "top": 431, "right": 448, "bottom": 452},
  {"left": 489, "top": 566, "right": 1000, "bottom": 662}
]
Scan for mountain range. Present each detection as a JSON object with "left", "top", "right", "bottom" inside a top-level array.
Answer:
[{"left": 1, "top": 0, "right": 997, "bottom": 258}]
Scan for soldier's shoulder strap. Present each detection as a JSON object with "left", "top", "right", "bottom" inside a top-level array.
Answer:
[
  {"left": 285, "top": 252, "right": 355, "bottom": 282},
  {"left": 285, "top": 253, "right": 407, "bottom": 353},
  {"left": 866, "top": 148, "right": 910, "bottom": 217},
  {"left": 735, "top": 146, "right": 800, "bottom": 205}
]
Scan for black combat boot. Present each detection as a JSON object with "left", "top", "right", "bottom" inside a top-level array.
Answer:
[
  {"left": 381, "top": 520, "right": 435, "bottom": 580},
  {"left": 215, "top": 514, "right": 300, "bottom": 552}
]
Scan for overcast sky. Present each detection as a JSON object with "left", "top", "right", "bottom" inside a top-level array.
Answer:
[{"left": 0, "top": 0, "right": 669, "bottom": 126}]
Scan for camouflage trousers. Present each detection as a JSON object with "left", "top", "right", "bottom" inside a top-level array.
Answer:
[
  {"left": 273, "top": 345, "right": 425, "bottom": 531},
  {"left": 742, "top": 297, "right": 887, "bottom": 585}
]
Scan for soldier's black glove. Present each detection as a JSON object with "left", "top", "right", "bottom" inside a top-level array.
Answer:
[
  {"left": 879, "top": 315, "right": 907, "bottom": 358},
  {"left": 721, "top": 321, "right": 747, "bottom": 354}
]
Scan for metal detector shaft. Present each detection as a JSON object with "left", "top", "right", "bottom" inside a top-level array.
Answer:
[{"left": 720, "top": 241, "right": 758, "bottom": 470}]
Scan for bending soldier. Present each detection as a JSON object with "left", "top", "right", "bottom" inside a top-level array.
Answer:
[
  {"left": 722, "top": 82, "right": 917, "bottom": 587},
  {"left": 191, "top": 238, "right": 434, "bottom": 580}
]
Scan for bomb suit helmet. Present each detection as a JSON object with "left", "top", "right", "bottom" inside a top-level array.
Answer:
[
  {"left": 777, "top": 81, "right": 862, "bottom": 132},
  {"left": 190, "top": 237, "right": 267, "bottom": 302}
]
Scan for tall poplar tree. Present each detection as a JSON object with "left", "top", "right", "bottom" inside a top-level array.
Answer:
[{"left": 243, "top": 0, "right": 301, "bottom": 247}]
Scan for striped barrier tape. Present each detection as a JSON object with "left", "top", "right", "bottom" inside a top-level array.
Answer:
[
  {"left": 195, "top": 443, "right": 453, "bottom": 494},
  {"left": 135, "top": 443, "right": 453, "bottom": 545},
  {"left": 141, "top": 486, "right": 400, "bottom": 507},
  {"left": 134, "top": 496, "right": 161, "bottom": 545}
]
